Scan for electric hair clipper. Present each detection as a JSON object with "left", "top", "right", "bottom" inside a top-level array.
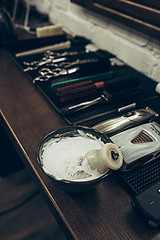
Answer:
[
  {"left": 111, "top": 121, "right": 160, "bottom": 171},
  {"left": 93, "top": 107, "right": 158, "bottom": 137}
]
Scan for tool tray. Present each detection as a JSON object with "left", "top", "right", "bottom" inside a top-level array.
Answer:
[{"left": 5, "top": 34, "right": 160, "bottom": 195}]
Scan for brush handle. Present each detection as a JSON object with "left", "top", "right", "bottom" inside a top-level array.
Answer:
[
  {"left": 56, "top": 80, "right": 93, "bottom": 92},
  {"left": 56, "top": 82, "right": 104, "bottom": 102},
  {"left": 84, "top": 143, "right": 123, "bottom": 173}
]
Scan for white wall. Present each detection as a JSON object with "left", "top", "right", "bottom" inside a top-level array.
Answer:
[{"left": 30, "top": 0, "right": 160, "bottom": 82}]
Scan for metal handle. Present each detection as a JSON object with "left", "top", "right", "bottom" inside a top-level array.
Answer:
[{"left": 61, "top": 95, "right": 108, "bottom": 115}]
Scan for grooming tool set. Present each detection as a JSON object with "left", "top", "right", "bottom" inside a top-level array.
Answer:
[
  {"left": 6, "top": 32, "right": 160, "bottom": 220},
  {"left": 60, "top": 75, "right": 142, "bottom": 115},
  {"left": 12, "top": 33, "right": 159, "bottom": 129}
]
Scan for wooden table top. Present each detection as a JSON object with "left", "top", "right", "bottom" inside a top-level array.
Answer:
[{"left": 0, "top": 44, "right": 160, "bottom": 239}]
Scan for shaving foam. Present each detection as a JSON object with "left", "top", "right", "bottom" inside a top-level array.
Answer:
[{"left": 41, "top": 132, "right": 106, "bottom": 182}]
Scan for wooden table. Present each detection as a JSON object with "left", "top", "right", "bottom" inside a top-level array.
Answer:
[{"left": 0, "top": 42, "right": 160, "bottom": 239}]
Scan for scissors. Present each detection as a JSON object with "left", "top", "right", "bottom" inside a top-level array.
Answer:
[
  {"left": 33, "top": 67, "right": 79, "bottom": 83},
  {"left": 23, "top": 57, "right": 67, "bottom": 72},
  {"left": 43, "top": 50, "right": 86, "bottom": 58},
  {"left": 23, "top": 49, "right": 87, "bottom": 71}
]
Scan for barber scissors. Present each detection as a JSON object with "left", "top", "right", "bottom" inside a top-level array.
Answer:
[
  {"left": 23, "top": 57, "right": 67, "bottom": 72},
  {"left": 43, "top": 50, "right": 86, "bottom": 58},
  {"left": 23, "top": 49, "right": 87, "bottom": 71},
  {"left": 33, "top": 67, "right": 79, "bottom": 83}
]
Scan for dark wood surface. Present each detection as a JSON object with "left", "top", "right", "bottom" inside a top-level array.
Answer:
[
  {"left": 0, "top": 168, "right": 66, "bottom": 240},
  {"left": 0, "top": 45, "right": 160, "bottom": 240}
]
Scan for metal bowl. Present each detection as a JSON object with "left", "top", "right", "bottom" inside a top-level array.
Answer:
[{"left": 36, "top": 126, "right": 112, "bottom": 193}]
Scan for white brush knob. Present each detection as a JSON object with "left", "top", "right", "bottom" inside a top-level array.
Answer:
[{"left": 84, "top": 143, "right": 123, "bottom": 174}]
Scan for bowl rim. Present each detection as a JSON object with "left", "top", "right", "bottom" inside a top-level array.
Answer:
[{"left": 36, "top": 125, "right": 112, "bottom": 184}]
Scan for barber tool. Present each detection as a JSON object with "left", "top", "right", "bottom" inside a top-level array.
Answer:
[
  {"left": 111, "top": 121, "right": 160, "bottom": 172},
  {"left": 61, "top": 141, "right": 123, "bottom": 180},
  {"left": 23, "top": 48, "right": 76, "bottom": 71},
  {"left": 60, "top": 57, "right": 108, "bottom": 70},
  {"left": 94, "top": 107, "right": 158, "bottom": 137},
  {"left": 51, "top": 71, "right": 113, "bottom": 91},
  {"left": 28, "top": 57, "right": 109, "bottom": 83},
  {"left": 15, "top": 40, "right": 71, "bottom": 57},
  {"left": 61, "top": 94, "right": 108, "bottom": 115},
  {"left": 33, "top": 67, "right": 79, "bottom": 83},
  {"left": 23, "top": 57, "right": 67, "bottom": 72},
  {"left": 43, "top": 48, "right": 110, "bottom": 61},
  {"left": 43, "top": 49, "right": 86, "bottom": 59},
  {"left": 56, "top": 80, "right": 93, "bottom": 92},
  {"left": 79, "top": 142, "right": 123, "bottom": 174},
  {"left": 55, "top": 81, "right": 104, "bottom": 102},
  {"left": 60, "top": 75, "right": 142, "bottom": 115},
  {"left": 32, "top": 57, "right": 108, "bottom": 83},
  {"left": 131, "top": 181, "right": 160, "bottom": 227},
  {"left": 73, "top": 103, "right": 137, "bottom": 125}
]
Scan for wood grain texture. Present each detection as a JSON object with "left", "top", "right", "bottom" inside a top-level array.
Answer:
[{"left": 0, "top": 169, "right": 66, "bottom": 240}]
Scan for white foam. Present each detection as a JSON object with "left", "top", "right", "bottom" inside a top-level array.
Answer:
[{"left": 41, "top": 134, "right": 105, "bottom": 181}]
